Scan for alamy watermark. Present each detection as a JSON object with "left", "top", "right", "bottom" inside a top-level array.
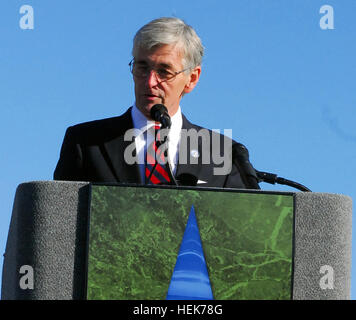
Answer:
[
  {"left": 17, "top": 5, "right": 335, "bottom": 31},
  {"left": 19, "top": 5, "right": 34, "bottom": 30},
  {"left": 124, "top": 127, "right": 233, "bottom": 176},
  {"left": 320, "top": 5, "right": 334, "bottom": 30},
  {"left": 19, "top": 265, "right": 34, "bottom": 290},
  {"left": 319, "top": 265, "right": 334, "bottom": 290}
]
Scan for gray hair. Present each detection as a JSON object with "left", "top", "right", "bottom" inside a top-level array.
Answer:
[{"left": 132, "top": 17, "right": 204, "bottom": 70}]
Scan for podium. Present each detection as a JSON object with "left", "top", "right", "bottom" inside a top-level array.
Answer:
[{"left": 1, "top": 181, "right": 352, "bottom": 300}]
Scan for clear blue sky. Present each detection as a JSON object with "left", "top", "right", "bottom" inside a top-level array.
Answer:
[{"left": 1, "top": 0, "right": 355, "bottom": 299}]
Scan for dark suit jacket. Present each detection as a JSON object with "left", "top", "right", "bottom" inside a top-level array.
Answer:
[{"left": 54, "top": 107, "right": 258, "bottom": 189}]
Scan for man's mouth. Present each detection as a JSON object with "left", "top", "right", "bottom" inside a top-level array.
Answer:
[{"left": 143, "top": 94, "right": 162, "bottom": 101}]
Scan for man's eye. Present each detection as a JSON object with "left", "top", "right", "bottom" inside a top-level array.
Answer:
[
  {"left": 136, "top": 65, "right": 148, "bottom": 72},
  {"left": 157, "top": 69, "right": 171, "bottom": 77}
]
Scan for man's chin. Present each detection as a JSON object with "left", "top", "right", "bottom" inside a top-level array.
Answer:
[{"left": 137, "top": 103, "right": 157, "bottom": 119}]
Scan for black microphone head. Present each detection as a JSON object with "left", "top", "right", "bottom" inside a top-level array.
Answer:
[
  {"left": 232, "top": 143, "right": 250, "bottom": 162},
  {"left": 150, "top": 104, "right": 168, "bottom": 121},
  {"left": 150, "top": 104, "right": 171, "bottom": 128},
  {"left": 232, "top": 143, "right": 260, "bottom": 188}
]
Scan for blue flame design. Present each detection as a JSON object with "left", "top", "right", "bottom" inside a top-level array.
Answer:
[{"left": 166, "top": 205, "right": 214, "bottom": 300}]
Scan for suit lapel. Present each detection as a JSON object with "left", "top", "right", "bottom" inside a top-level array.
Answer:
[
  {"left": 175, "top": 114, "right": 204, "bottom": 180},
  {"left": 102, "top": 108, "right": 141, "bottom": 183}
]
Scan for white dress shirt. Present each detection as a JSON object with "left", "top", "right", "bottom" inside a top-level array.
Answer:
[{"left": 131, "top": 103, "right": 182, "bottom": 183}]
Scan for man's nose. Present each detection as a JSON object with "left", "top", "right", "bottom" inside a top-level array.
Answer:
[{"left": 146, "top": 70, "right": 159, "bottom": 87}]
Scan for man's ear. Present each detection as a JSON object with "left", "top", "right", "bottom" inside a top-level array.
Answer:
[{"left": 183, "top": 66, "right": 201, "bottom": 94}]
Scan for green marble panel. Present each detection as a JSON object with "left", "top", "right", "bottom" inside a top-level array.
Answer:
[{"left": 87, "top": 185, "right": 294, "bottom": 300}]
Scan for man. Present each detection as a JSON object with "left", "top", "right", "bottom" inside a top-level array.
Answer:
[{"left": 54, "top": 17, "right": 259, "bottom": 189}]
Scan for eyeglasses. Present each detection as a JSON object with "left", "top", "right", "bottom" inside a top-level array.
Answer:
[{"left": 129, "top": 59, "right": 191, "bottom": 82}]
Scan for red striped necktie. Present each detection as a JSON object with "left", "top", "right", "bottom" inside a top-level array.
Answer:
[{"left": 145, "top": 125, "right": 172, "bottom": 185}]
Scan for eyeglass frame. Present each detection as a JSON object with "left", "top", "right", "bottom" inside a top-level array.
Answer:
[{"left": 128, "top": 58, "right": 192, "bottom": 82}]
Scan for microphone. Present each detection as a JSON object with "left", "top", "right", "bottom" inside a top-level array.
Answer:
[
  {"left": 232, "top": 143, "right": 311, "bottom": 191},
  {"left": 150, "top": 104, "right": 171, "bottom": 129},
  {"left": 232, "top": 143, "right": 260, "bottom": 189}
]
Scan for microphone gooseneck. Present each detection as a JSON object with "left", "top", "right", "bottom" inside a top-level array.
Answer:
[
  {"left": 255, "top": 170, "right": 312, "bottom": 192},
  {"left": 232, "top": 143, "right": 311, "bottom": 192}
]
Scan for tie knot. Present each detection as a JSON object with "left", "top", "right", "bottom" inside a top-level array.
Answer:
[{"left": 153, "top": 124, "right": 161, "bottom": 141}]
